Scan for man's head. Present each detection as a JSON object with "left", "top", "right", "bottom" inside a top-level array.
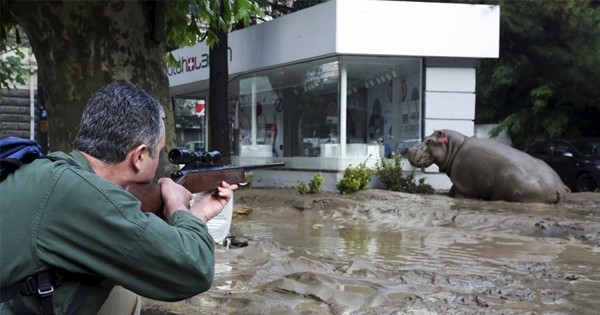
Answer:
[
  {"left": 73, "top": 83, "right": 165, "bottom": 187},
  {"left": 74, "top": 82, "right": 165, "bottom": 163}
]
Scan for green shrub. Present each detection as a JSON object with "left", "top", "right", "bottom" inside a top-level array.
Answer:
[
  {"left": 297, "top": 181, "right": 309, "bottom": 195},
  {"left": 374, "top": 152, "right": 434, "bottom": 194},
  {"left": 297, "top": 172, "right": 324, "bottom": 195},
  {"left": 308, "top": 172, "right": 324, "bottom": 194},
  {"left": 336, "top": 161, "right": 373, "bottom": 194}
]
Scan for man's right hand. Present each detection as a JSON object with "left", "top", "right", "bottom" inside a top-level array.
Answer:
[{"left": 189, "top": 181, "right": 237, "bottom": 224}]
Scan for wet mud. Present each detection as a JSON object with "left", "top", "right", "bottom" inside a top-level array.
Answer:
[{"left": 143, "top": 189, "right": 600, "bottom": 315}]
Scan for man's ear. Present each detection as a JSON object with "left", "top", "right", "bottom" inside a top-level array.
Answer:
[{"left": 130, "top": 144, "right": 149, "bottom": 172}]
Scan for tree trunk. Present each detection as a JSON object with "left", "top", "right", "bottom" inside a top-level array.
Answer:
[
  {"left": 8, "top": 0, "right": 176, "bottom": 177},
  {"left": 208, "top": 17, "right": 231, "bottom": 165}
]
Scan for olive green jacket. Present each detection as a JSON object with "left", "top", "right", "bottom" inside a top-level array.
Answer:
[{"left": 0, "top": 151, "right": 215, "bottom": 314}]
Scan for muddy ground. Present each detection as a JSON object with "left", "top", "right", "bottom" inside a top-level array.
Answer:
[{"left": 142, "top": 188, "right": 600, "bottom": 315}]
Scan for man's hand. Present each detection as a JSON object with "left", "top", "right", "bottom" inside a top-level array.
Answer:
[
  {"left": 189, "top": 181, "right": 238, "bottom": 223},
  {"left": 158, "top": 177, "right": 193, "bottom": 220}
]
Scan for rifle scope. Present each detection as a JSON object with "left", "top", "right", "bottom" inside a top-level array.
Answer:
[{"left": 168, "top": 148, "right": 221, "bottom": 165}]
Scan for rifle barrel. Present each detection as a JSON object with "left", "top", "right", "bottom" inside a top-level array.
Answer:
[
  {"left": 241, "top": 161, "right": 285, "bottom": 171},
  {"left": 177, "top": 161, "right": 284, "bottom": 176}
]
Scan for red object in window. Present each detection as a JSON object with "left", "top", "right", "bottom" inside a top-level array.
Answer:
[{"left": 195, "top": 101, "right": 205, "bottom": 117}]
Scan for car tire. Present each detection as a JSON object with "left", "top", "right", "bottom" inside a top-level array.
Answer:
[{"left": 575, "top": 173, "right": 597, "bottom": 192}]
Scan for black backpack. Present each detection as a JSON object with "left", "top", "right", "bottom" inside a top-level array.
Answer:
[{"left": 0, "top": 135, "right": 102, "bottom": 315}]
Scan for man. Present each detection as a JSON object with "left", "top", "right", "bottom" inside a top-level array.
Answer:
[{"left": 0, "top": 82, "right": 237, "bottom": 314}]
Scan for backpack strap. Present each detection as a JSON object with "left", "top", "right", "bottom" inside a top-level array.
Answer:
[
  {"left": 0, "top": 269, "right": 103, "bottom": 315},
  {"left": 1, "top": 270, "right": 55, "bottom": 315}
]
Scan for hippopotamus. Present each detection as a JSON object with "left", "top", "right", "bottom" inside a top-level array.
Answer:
[{"left": 407, "top": 129, "right": 565, "bottom": 203}]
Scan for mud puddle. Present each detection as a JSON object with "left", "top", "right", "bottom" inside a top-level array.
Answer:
[{"left": 143, "top": 189, "right": 600, "bottom": 315}]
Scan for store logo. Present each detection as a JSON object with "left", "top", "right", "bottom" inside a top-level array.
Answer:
[
  {"left": 186, "top": 57, "right": 197, "bottom": 71},
  {"left": 167, "top": 47, "right": 233, "bottom": 77}
]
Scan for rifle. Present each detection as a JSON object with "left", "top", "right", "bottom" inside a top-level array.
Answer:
[{"left": 126, "top": 148, "right": 284, "bottom": 217}]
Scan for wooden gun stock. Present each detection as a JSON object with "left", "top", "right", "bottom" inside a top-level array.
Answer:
[{"left": 126, "top": 162, "right": 284, "bottom": 217}]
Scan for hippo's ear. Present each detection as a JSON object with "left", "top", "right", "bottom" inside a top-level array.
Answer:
[{"left": 432, "top": 130, "right": 448, "bottom": 144}]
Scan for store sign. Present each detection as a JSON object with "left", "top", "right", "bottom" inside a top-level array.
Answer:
[{"left": 167, "top": 47, "right": 233, "bottom": 77}]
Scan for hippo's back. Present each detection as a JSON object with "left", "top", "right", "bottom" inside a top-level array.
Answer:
[{"left": 458, "top": 137, "right": 565, "bottom": 203}]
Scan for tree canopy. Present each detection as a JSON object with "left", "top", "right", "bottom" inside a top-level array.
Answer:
[
  {"left": 1, "top": 0, "right": 262, "bottom": 175},
  {"left": 0, "top": 6, "right": 26, "bottom": 89},
  {"left": 475, "top": 0, "right": 600, "bottom": 148}
]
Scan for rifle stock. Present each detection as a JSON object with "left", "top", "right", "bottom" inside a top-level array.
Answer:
[{"left": 126, "top": 162, "right": 284, "bottom": 218}]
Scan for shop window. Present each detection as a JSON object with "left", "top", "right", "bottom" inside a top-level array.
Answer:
[
  {"left": 230, "top": 56, "right": 422, "bottom": 162},
  {"left": 343, "top": 56, "right": 422, "bottom": 157},
  {"left": 232, "top": 57, "right": 340, "bottom": 158},
  {"left": 172, "top": 97, "right": 207, "bottom": 152}
]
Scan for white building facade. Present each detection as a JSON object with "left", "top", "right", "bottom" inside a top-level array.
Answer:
[{"left": 167, "top": 0, "right": 500, "bottom": 191}]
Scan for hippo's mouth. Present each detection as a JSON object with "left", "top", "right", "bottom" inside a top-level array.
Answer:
[{"left": 408, "top": 149, "right": 434, "bottom": 168}]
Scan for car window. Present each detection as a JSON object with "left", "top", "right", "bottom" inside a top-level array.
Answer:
[
  {"left": 570, "top": 139, "right": 600, "bottom": 156},
  {"left": 529, "top": 141, "right": 550, "bottom": 156},
  {"left": 553, "top": 142, "right": 571, "bottom": 156}
]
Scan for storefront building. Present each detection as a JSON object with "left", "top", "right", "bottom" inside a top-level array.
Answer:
[{"left": 168, "top": 0, "right": 500, "bottom": 190}]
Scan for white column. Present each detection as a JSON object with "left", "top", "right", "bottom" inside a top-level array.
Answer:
[
  {"left": 339, "top": 62, "right": 347, "bottom": 157},
  {"left": 29, "top": 51, "right": 37, "bottom": 140},
  {"left": 251, "top": 77, "right": 257, "bottom": 145}
]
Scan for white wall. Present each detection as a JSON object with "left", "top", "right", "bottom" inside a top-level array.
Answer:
[
  {"left": 475, "top": 124, "right": 513, "bottom": 146},
  {"left": 337, "top": 0, "right": 500, "bottom": 58},
  {"left": 420, "top": 66, "right": 476, "bottom": 175},
  {"left": 423, "top": 67, "right": 476, "bottom": 138},
  {"left": 168, "top": 0, "right": 500, "bottom": 92}
]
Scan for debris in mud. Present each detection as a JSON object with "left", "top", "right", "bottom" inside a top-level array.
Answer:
[
  {"left": 291, "top": 199, "right": 330, "bottom": 210},
  {"left": 533, "top": 218, "right": 598, "bottom": 243},
  {"left": 565, "top": 274, "right": 585, "bottom": 281},
  {"left": 233, "top": 206, "right": 253, "bottom": 217}
]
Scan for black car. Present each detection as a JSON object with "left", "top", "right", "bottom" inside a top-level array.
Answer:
[{"left": 525, "top": 138, "right": 600, "bottom": 192}]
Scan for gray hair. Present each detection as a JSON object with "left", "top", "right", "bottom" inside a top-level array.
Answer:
[{"left": 73, "top": 82, "right": 166, "bottom": 163}]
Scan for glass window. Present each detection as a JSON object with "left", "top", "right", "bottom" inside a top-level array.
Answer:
[
  {"left": 229, "top": 55, "right": 422, "bottom": 169},
  {"left": 553, "top": 141, "right": 571, "bottom": 156},
  {"left": 570, "top": 139, "right": 600, "bottom": 156},
  {"left": 343, "top": 56, "right": 422, "bottom": 158},
  {"left": 529, "top": 141, "right": 550, "bottom": 156},
  {"left": 172, "top": 97, "right": 207, "bottom": 152},
  {"left": 231, "top": 57, "right": 340, "bottom": 159}
]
